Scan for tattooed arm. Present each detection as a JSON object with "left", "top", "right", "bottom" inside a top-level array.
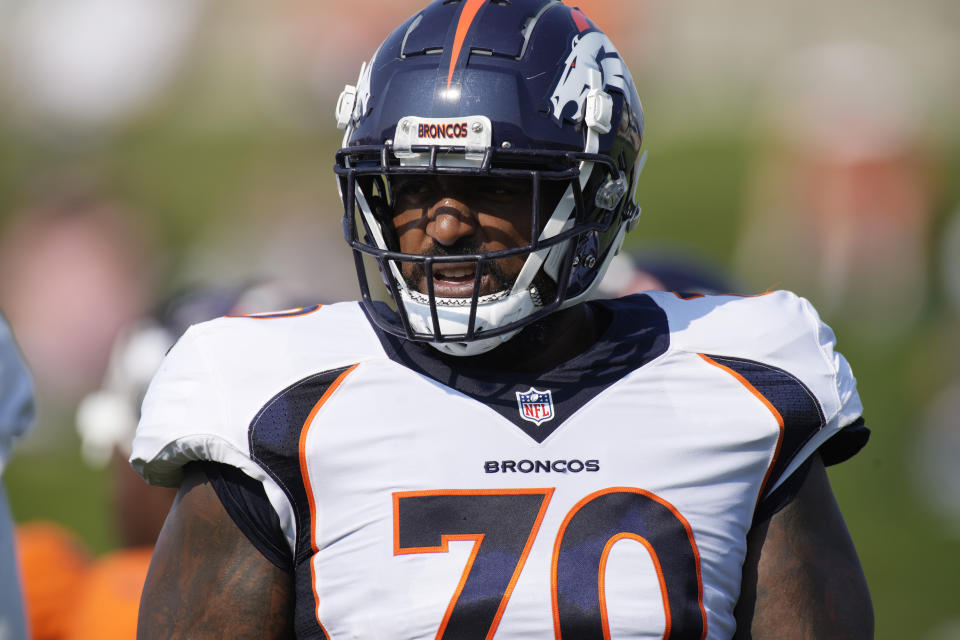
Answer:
[
  {"left": 734, "top": 454, "right": 873, "bottom": 639},
  {"left": 137, "top": 465, "right": 294, "bottom": 640}
]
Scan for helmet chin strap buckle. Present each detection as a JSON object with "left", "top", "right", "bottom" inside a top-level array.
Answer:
[
  {"left": 336, "top": 85, "right": 357, "bottom": 130},
  {"left": 584, "top": 89, "right": 614, "bottom": 134}
]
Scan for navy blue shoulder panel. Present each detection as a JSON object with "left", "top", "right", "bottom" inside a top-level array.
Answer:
[
  {"left": 704, "top": 355, "right": 825, "bottom": 508},
  {"left": 366, "top": 295, "right": 669, "bottom": 443},
  {"left": 248, "top": 367, "right": 356, "bottom": 640}
]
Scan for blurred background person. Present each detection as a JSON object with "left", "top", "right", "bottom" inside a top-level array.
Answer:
[
  {"left": 913, "top": 379, "right": 960, "bottom": 538},
  {"left": 910, "top": 203, "right": 960, "bottom": 542},
  {"left": 597, "top": 247, "right": 741, "bottom": 298},
  {"left": 942, "top": 205, "right": 960, "bottom": 319},
  {"left": 0, "top": 186, "right": 157, "bottom": 423},
  {"left": 0, "top": 312, "right": 35, "bottom": 640},
  {"left": 16, "top": 283, "right": 308, "bottom": 640},
  {"left": 0, "top": 181, "right": 163, "bottom": 640},
  {"left": 734, "top": 41, "right": 936, "bottom": 340},
  {"left": 907, "top": 206, "right": 960, "bottom": 636},
  {"left": 74, "top": 281, "right": 310, "bottom": 548}
]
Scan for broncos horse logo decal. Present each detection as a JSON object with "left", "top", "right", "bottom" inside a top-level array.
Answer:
[{"left": 549, "top": 30, "right": 629, "bottom": 124}]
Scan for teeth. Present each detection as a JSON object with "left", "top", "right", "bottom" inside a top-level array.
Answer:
[{"left": 436, "top": 267, "right": 475, "bottom": 279}]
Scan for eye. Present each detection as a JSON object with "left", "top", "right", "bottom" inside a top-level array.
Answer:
[
  {"left": 393, "top": 178, "right": 438, "bottom": 206},
  {"left": 484, "top": 180, "right": 527, "bottom": 202},
  {"left": 397, "top": 179, "right": 430, "bottom": 195}
]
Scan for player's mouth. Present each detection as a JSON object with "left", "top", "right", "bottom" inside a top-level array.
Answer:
[
  {"left": 431, "top": 264, "right": 485, "bottom": 298},
  {"left": 403, "top": 253, "right": 515, "bottom": 301}
]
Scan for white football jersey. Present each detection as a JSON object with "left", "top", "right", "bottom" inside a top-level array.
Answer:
[{"left": 132, "top": 291, "right": 866, "bottom": 640}]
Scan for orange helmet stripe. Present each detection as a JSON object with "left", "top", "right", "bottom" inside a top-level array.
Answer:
[{"left": 447, "top": 0, "right": 487, "bottom": 88}]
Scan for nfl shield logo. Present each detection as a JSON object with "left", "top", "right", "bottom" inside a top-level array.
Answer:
[{"left": 516, "top": 387, "right": 555, "bottom": 426}]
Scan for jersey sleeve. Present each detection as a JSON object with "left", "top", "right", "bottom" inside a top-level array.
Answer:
[
  {"left": 131, "top": 304, "right": 381, "bottom": 558},
  {"left": 735, "top": 292, "right": 868, "bottom": 507},
  {"left": 654, "top": 289, "right": 869, "bottom": 512},
  {"left": 132, "top": 322, "right": 293, "bottom": 487},
  {"left": 129, "top": 324, "right": 240, "bottom": 488},
  {"left": 771, "top": 293, "right": 867, "bottom": 488},
  {"left": 129, "top": 323, "right": 297, "bottom": 554}
]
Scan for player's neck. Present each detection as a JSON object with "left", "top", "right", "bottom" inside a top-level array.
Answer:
[{"left": 459, "top": 302, "right": 609, "bottom": 373}]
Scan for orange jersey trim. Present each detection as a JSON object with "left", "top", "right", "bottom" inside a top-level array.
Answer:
[
  {"left": 299, "top": 362, "right": 360, "bottom": 635},
  {"left": 227, "top": 305, "right": 323, "bottom": 319}
]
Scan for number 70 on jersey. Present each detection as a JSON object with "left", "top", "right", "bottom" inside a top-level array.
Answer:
[{"left": 393, "top": 487, "right": 707, "bottom": 639}]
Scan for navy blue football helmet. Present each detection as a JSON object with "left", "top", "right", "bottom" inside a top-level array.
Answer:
[{"left": 335, "top": 0, "right": 645, "bottom": 356}]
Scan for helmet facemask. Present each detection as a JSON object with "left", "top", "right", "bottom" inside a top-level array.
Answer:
[{"left": 337, "top": 139, "right": 631, "bottom": 356}]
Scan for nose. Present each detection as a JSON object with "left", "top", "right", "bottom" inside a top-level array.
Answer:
[{"left": 427, "top": 196, "right": 479, "bottom": 247}]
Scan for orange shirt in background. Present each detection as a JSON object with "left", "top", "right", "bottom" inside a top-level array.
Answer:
[
  {"left": 17, "top": 522, "right": 154, "bottom": 640},
  {"left": 64, "top": 547, "right": 153, "bottom": 640},
  {"left": 16, "top": 522, "right": 91, "bottom": 640}
]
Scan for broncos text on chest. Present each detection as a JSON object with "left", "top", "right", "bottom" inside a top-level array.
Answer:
[{"left": 484, "top": 458, "right": 601, "bottom": 474}]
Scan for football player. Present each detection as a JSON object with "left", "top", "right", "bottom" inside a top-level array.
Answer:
[
  {"left": 1, "top": 312, "right": 34, "bottom": 640},
  {"left": 133, "top": 1, "right": 873, "bottom": 638}
]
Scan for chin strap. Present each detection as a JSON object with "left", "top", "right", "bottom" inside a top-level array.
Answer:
[{"left": 428, "top": 332, "right": 515, "bottom": 357}]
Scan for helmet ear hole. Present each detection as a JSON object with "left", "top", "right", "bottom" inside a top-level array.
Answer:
[{"left": 368, "top": 194, "right": 389, "bottom": 216}]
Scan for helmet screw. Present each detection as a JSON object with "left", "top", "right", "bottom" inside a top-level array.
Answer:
[
  {"left": 501, "top": 141, "right": 512, "bottom": 149},
  {"left": 584, "top": 256, "right": 597, "bottom": 269},
  {"left": 471, "top": 121, "right": 484, "bottom": 133},
  {"left": 400, "top": 119, "right": 410, "bottom": 132}
]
